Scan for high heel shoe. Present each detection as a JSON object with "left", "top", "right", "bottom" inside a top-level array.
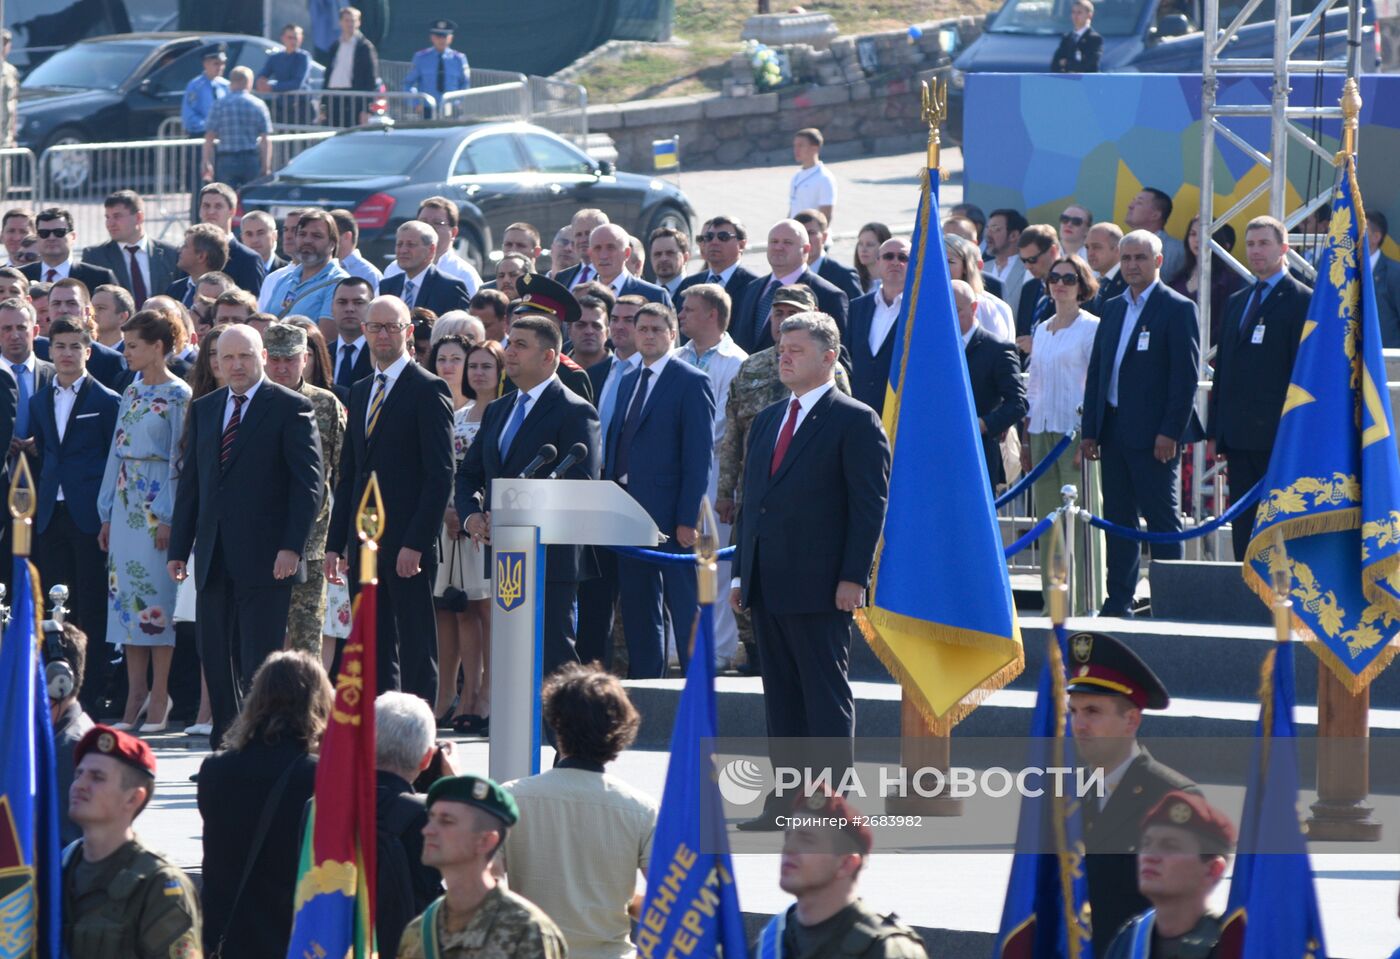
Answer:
[
  {"left": 140, "top": 696, "right": 172, "bottom": 734},
  {"left": 113, "top": 694, "right": 152, "bottom": 731}
]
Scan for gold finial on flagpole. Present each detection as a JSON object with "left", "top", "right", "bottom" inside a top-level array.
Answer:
[
  {"left": 356, "top": 472, "right": 386, "bottom": 585},
  {"left": 1338, "top": 77, "right": 1361, "bottom": 163},
  {"left": 8, "top": 453, "right": 35, "bottom": 558},
  {"left": 1267, "top": 529, "right": 1292, "bottom": 645},
  {"left": 694, "top": 497, "right": 719, "bottom": 605},
  {"left": 920, "top": 79, "right": 948, "bottom": 178}
]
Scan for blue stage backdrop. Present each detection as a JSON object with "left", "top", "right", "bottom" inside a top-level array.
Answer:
[{"left": 964, "top": 73, "right": 1400, "bottom": 259}]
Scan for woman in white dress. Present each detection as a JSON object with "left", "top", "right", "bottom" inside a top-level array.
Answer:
[{"left": 433, "top": 335, "right": 504, "bottom": 734}]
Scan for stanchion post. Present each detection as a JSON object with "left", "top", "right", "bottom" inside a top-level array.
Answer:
[{"left": 1059, "top": 485, "right": 1077, "bottom": 615}]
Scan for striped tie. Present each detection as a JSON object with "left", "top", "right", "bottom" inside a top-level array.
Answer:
[
  {"left": 221, "top": 393, "right": 246, "bottom": 468},
  {"left": 366, "top": 373, "right": 388, "bottom": 436}
]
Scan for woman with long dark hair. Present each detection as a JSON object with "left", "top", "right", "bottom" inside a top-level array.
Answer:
[{"left": 853, "top": 222, "right": 892, "bottom": 294}]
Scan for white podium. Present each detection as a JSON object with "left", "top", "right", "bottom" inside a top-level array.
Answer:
[{"left": 488, "top": 479, "right": 661, "bottom": 783}]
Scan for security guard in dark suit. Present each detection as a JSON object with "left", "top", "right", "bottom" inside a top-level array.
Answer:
[
  {"left": 1066, "top": 630, "right": 1199, "bottom": 955},
  {"left": 405, "top": 19, "right": 470, "bottom": 118}
]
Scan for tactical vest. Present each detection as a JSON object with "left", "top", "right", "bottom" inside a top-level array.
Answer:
[{"left": 63, "top": 840, "right": 167, "bottom": 958}]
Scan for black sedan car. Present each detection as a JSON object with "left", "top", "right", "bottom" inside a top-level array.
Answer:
[
  {"left": 240, "top": 122, "right": 697, "bottom": 270},
  {"left": 18, "top": 32, "right": 324, "bottom": 155}
]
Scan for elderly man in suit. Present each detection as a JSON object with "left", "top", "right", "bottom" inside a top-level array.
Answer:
[
  {"left": 1081, "top": 230, "right": 1203, "bottom": 617},
  {"left": 327, "top": 295, "right": 454, "bottom": 702},
  {"left": 604, "top": 302, "right": 714, "bottom": 678},
  {"left": 796, "top": 209, "right": 863, "bottom": 302},
  {"left": 1208, "top": 215, "right": 1310, "bottom": 561},
  {"left": 168, "top": 324, "right": 322, "bottom": 747},
  {"left": 677, "top": 214, "right": 759, "bottom": 305},
  {"left": 953, "top": 279, "right": 1026, "bottom": 489},
  {"left": 585, "top": 224, "right": 672, "bottom": 308},
  {"left": 846, "top": 236, "right": 908, "bottom": 417},
  {"left": 730, "top": 311, "right": 890, "bottom": 830},
  {"left": 554, "top": 208, "right": 610, "bottom": 289},
  {"left": 380, "top": 221, "right": 473, "bottom": 317},
  {"left": 82, "top": 191, "right": 182, "bottom": 304},
  {"left": 1051, "top": 0, "right": 1104, "bottom": 72},
  {"left": 732, "top": 219, "right": 849, "bottom": 354},
  {"left": 1085, "top": 222, "right": 1126, "bottom": 314},
  {"left": 22, "top": 208, "right": 118, "bottom": 291}
]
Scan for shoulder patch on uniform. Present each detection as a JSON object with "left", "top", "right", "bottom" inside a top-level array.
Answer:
[{"left": 163, "top": 878, "right": 183, "bottom": 896}]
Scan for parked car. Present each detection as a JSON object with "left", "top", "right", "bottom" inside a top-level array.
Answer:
[
  {"left": 240, "top": 121, "right": 697, "bottom": 271},
  {"left": 17, "top": 32, "right": 325, "bottom": 157},
  {"left": 946, "top": 0, "right": 1389, "bottom": 140}
]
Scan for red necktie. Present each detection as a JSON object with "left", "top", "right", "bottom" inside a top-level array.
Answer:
[
  {"left": 45, "top": 268, "right": 56, "bottom": 283},
  {"left": 126, "top": 245, "right": 148, "bottom": 305},
  {"left": 770, "top": 398, "right": 801, "bottom": 476},
  {"left": 221, "top": 393, "right": 246, "bottom": 468}
]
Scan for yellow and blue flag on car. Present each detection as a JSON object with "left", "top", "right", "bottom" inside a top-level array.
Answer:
[{"left": 653, "top": 137, "right": 680, "bottom": 171}]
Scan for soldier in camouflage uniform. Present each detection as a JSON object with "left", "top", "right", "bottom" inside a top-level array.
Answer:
[
  {"left": 716, "top": 286, "right": 850, "bottom": 668},
  {"left": 64, "top": 725, "right": 203, "bottom": 959},
  {"left": 265, "top": 322, "right": 346, "bottom": 656},
  {"left": 398, "top": 775, "right": 567, "bottom": 959}
]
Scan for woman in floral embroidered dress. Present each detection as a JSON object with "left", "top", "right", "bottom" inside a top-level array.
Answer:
[{"left": 97, "top": 309, "right": 191, "bottom": 731}]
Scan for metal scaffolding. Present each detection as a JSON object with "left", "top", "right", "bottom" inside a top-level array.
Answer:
[{"left": 1192, "top": 0, "right": 1365, "bottom": 540}]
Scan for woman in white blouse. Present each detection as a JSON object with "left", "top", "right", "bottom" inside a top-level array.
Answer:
[
  {"left": 1025, "top": 254, "right": 1104, "bottom": 612},
  {"left": 945, "top": 233, "right": 1015, "bottom": 342}
]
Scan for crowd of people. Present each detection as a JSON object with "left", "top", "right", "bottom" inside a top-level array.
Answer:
[{"left": 6, "top": 116, "right": 1368, "bottom": 958}]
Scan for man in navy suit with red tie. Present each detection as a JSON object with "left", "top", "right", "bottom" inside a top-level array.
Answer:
[{"left": 730, "top": 311, "right": 890, "bottom": 829}]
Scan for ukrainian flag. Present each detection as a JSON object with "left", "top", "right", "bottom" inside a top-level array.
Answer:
[
  {"left": 859, "top": 164, "right": 1023, "bottom": 732},
  {"left": 1244, "top": 151, "right": 1400, "bottom": 690},
  {"left": 653, "top": 137, "right": 679, "bottom": 171}
]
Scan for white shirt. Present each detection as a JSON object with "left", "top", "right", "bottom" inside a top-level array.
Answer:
[
  {"left": 569, "top": 263, "right": 596, "bottom": 288},
  {"left": 789, "top": 161, "right": 837, "bottom": 217},
  {"left": 961, "top": 321, "right": 977, "bottom": 347},
  {"left": 38, "top": 258, "right": 74, "bottom": 282},
  {"left": 1027, "top": 311, "right": 1099, "bottom": 433},
  {"left": 869, "top": 290, "right": 903, "bottom": 354},
  {"left": 700, "top": 262, "right": 739, "bottom": 286},
  {"left": 985, "top": 257, "right": 1018, "bottom": 285},
  {"left": 119, "top": 236, "right": 152, "bottom": 296},
  {"left": 382, "top": 250, "right": 482, "bottom": 294},
  {"left": 1098, "top": 263, "right": 1120, "bottom": 284},
  {"left": 329, "top": 37, "right": 356, "bottom": 88},
  {"left": 222, "top": 377, "right": 263, "bottom": 430},
  {"left": 52, "top": 375, "right": 86, "bottom": 499},
  {"left": 334, "top": 335, "right": 367, "bottom": 380},
  {"left": 1370, "top": 249, "right": 1381, "bottom": 272},
  {"left": 1108, "top": 280, "right": 1157, "bottom": 406},
  {"left": 365, "top": 353, "right": 410, "bottom": 428},
  {"left": 675, "top": 333, "right": 748, "bottom": 447},
  {"left": 975, "top": 292, "right": 1015, "bottom": 342}
]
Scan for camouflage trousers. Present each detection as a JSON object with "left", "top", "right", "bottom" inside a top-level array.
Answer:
[{"left": 287, "top": 559, "right": 326, "bottom": 656}]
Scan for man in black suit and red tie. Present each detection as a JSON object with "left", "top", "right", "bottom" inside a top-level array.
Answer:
[
  {"left": 1081, "top": 230, "right": 1204, "bottom": 617},
  {"left": 676, "top": 214, "right": 759, "bottom": 305},
  {"left": 1207, "top": 215, "right": 1311, "bottom": 560},
  {"left": 1051, "top": 0, "right": 1104, "bottom": 72},
  {"left": 730, "top": 311, "right": 890, "bottom": 830},
  {"left": 327, "top": 294, "right": 454, "bottom": 702},
  {"left": 168, "top": 324, "right": 322, "bottom": 748}
]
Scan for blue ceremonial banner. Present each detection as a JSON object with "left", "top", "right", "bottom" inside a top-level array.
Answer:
[
  {"left": 0, "top": 556, "right": 63, "bottom": 959},
  {"left": 995, "top": 625, "right": 1093, "bottom": 959},
  {"left": 861, "top": 164, "right": 1023, "bottom": 732},
  {"left": 639, "top": 601, "right": 747, "bottom": 959},
  {"left": 1221, "top": 637, "right": 1327, "bottom": 958},
  {"left": 1244, "top": 154, "right": 1400, "bottom": 690}
]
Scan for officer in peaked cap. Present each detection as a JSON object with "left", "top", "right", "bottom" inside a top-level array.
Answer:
[
  {"left": 1103, "top": 792, "right": 1238, "bottom": 959},
  {"left": 507, "top": 271, "right": 595, "bottom": 403},
  {"left": 1065, "top": 630, "right": 1200, "bottom": 955},
  {"left": 405, "top": 18, "right": 470, "bottom": 119},
  {"left": 63, "top": 726, "right": 203, "bottom": 959}
]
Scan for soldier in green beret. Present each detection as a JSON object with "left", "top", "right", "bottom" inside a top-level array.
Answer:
[{"left": 397, "top": 775, "right": 567, "bottom": 959}]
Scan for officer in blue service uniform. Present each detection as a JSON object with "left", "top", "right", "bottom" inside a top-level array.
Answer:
[
  {"left": 1102, "top": 791, "right": 1237, "bottom": 959},
  {"left": 406, "top": 19, "right": 470, "bottom": 118},
  {"left": 183, "top": 46, "right": 229, "bottom": 221}
]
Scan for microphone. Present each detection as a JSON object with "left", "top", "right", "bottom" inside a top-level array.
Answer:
[
  {"left": 518, "top": 444, "right": 558, "bottom": 478},
  {"left": 547, "top": 442, "right": 589, "bottom": 479}
]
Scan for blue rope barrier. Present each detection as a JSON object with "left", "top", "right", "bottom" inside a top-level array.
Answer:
[
  {"left": 1004, "top": 512, "right": 1059, "bottom": 559},
  {"left": 1081, "top": 481, "right": 1261, "bottom": 543},
  {"left": 608, "top": 544, "right": 736, "bottom": 564},
  {"left": 994, "top": 432, "right": 1076, "bottom": 509}
]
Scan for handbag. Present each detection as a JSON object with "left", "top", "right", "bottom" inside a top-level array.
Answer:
[
  {"left": 208, "top": 756, "right": 301, "bottom": 959},
  {"left": 435, "top": 532, "right": 469, "bottom": 613}
]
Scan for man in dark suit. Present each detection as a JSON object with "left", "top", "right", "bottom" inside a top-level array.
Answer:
[
  {"left": 1081, "top": 231, "right": 1204, "bottom": 617},
  {"left": 604, "top": 302, "right": 714, "bottom": 677},
  {"left": 586, "top": 224, "right": 673, "bottom": 308},
  {"left": 45, "top": 280, "right": 126, "bottom": 391},
  {"left": 1013, "top": 224, "right": 1060, "bottom": 346},
  {"left": 457, "top": 305, "right": 602, "bottom": 678},
  {"left": 164, "top": 224, "right": 230, "bottom": 307},
  {"left": 380, "top": 221, "right": 472, "bottom": 317},
  {"left": 1050, "top": 0, "right": 1104, "bottom": 72},
  {"left": 33, "top": 316, "right": 119, "bottom": 713},
  {"left": 730, "top": 311, "right": 890, "bottom": 830},
  {"left": 553, "top": 208, "right": 610, "bottom": 290},
  {"left": 22, "top": 208, "right": 118, "bottom": 291},
  {"left": 196, "top": 183, "right": 266, "bottom": 296},
  {"left": 1085, "top": 222, "right": 1126, "bottom": 315},
  {"left": 327, "top": 295, "right": 454, "bottom": 702},
  {"left": 953, "top": 280, "right": 1027, "bottom": 488},
  {"left": 796, "top": 209, "right": 863, "bottom": 302},
  {"left": 676, "top": 214, "right": 760, "bottom": 305},
  {"left": 1367, "top": 209, "right": 1400, "bottom": 348},
  {"left": 0, "top": 299, "right": 56, "bottom": 457},
  {"left": 846, "top": 237, "right": 908, "bottom": 416},
  {"left": 80, "top": 191, "right": 183, "bottom": 304},
  {"left": 168, "top": 324, "right": 322, "bottom": 748},
  {"left": 732, "top": 219, "right": 849, "bottom": 354},
  {"left": 330, "top": 276, "right": 375, "bottom": 390},
  {"left": 1208, "top": 215, "right": 1310, "bottom": 561},
  {"left": 1067, "top": 630, "right": 1198, "bottom": 956}
]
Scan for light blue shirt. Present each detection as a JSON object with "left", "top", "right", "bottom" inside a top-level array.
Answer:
[
  {"left": 1108, "top": 280, "right": 1158, "bottom": 407},
  {"left": 339, "top": 249, "right": 382, "bottom": 291},
  {"left": 181, "top": 74, "right": 229, "bottom": 133},
  {"left": 597, "top": 352, "right": 641, "bottom": 438},
  {"left": 267, "top": 259, "right": 350, "bottom": 319}
]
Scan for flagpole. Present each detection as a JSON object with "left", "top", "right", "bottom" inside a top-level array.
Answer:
[
  {"left": 8, "top": 452, "right": 34, "bottom": 558},
  {"left": 356, "top": 471, "right": 385, "bottom": 585},
  {"left": 1303, "top": 79, "right": 1380, "bottom": 843}
]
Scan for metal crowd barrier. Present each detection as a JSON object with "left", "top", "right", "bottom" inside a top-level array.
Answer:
[
  {"left": 439, "top": 82, "right": 532, "bottom": 123},
  {"left": 379, "top": 60, "right": 531, "bottom": 95},
  {"left": 526, "top": 76, "right": 590, "bottom": 147},
  {"left": 0, "top": 148, "right": 37, "bottom": 206}
]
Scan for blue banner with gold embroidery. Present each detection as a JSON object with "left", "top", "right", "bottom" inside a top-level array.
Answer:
[{"left": 1244, "top": 155, "right": 1400, "bottom": 690}]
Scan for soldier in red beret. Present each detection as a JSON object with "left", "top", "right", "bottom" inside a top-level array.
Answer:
[
  {"left": 754, "top": 793, "right": 926, "bottom": 959},
  {"left": 1102, "top": 791, "right": 1237, "bottom": 959},
  {"left": 63, "top": 725, "right": 203, "bottom": 959}
]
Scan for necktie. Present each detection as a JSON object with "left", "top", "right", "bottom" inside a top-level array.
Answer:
[
  {"left": 403, "top": 279, "right": 417, "bottom": 309},
  {"left": 45, "top": 269, "right": 56, "bottom": 283},
  {"left": 221, "top": 393, "right": 245, "bottom": 467},
  {"left": 366, "top": 373, "right": 388, "bottom": 436},
  {"left": 11, "top": 365, "right": 28, "bottom": 437},
  {"left": 1239, "top": 280, "right": 1269, "bottom": 334},
  {"left": 337, "top": 343, "right": 356, "bottom": 388},
  {"left": 707, "top": 273, "right": 720, "bottom": 285},
  {"left": 436, "top": 53, "right": 446, "bottom": 94},
  {"left": 755, "top": 278, "right": 779, "bottom": 343},
  {"left": 572, "top": 265, "right": 592, "bottom": 288},
  {"left": 613, "top": 367, "right": 653, "bottom": 482},
  {"left": 498, "top": 392, "right": 531, "bottom": 457},
  {"left": 770, "top": 398, "right": 801, "bottom": 476},
  {"left": 125, "top": 245, "right": 148, "bottom": 304}
]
